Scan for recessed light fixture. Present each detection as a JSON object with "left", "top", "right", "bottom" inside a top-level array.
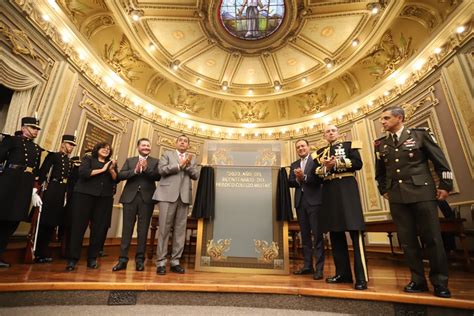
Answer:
[
  {"left": 302, "top": 77, "right": 307, "bottom": 83},
  {"left": 383, "top": 90, "right": 390, "bottom": 96},
  {"left": 130, "top": 10, "right": 143, "bottom": 22},
  {"left": 367, "top": 3, "right": 381, "bottom": 15},
  {"left": 351, "top": 39, "right": 359, "bottom": 47},
  {"left": 274, "top": 81, "right": 281, "bottom": 91},
  {"left": 324, "top": 58, "right": 334, "bottom": 69},
  {"left": 434, "top": 47, "right": 442, "bottom": 54},
  {"left": 368, "top": 100, "right": 374, "bottom": 106},
  {"left": 414, "top": 59, "right": 425, "bottom": 70},
  {"left": 222, "top": 81, "right": 228, "bottom": 91},
  {"left": 42, "top": 14, "right": 51, "bottom": 22},
  {"left": 171, "top": 60, "right": 180, "bottom": 71},
  {"left": 196, "top": 78, "right": 202, "bottom": 84},
  {"left": 248, "top": 88, "right": 253, "bottom": 95},
  {"left": 149, "top": 43, "right": 156, "bottom": 51},
  {"left": 456, "top": 25, "right": 466, "bottom": 34}
]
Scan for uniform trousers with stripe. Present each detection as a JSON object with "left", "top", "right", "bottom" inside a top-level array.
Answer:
[{"left": 330, "top": 230, "right": 368, "bottom": 282}]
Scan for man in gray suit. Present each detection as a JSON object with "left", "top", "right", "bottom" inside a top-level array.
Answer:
[
  {"left": 154, "top": 135, "right": 199, "bottom": 275},
  {"left": 288, "top": 139, "right": 325, "bottom": 280},
  {"left": 112, "top": 138, "right": 160, "bottom": 272}
]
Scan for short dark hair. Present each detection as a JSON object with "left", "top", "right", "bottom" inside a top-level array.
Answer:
[
  {"left": 91, "top": 142, "right": 113, "bottom": 160},
  {"left": 137, "top": 138, "right": 150, "bottom": 146},
  {"left": 176, "top": 134, "right": 189, "bottom": 143},
  {"left": 383, "top": 106, "right": 405, "bottom": 122},
  {"left": 295, "top": 139, "right": 309, "bottom": 146}
]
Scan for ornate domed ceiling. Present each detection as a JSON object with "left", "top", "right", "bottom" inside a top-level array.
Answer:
[{"left": 50, "top": 0, "right": 464, "bottom": 128}]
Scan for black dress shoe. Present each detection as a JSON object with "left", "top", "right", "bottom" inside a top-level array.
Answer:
[
  {"left": 112, "top": 261, "right": 127, "bottom": 272},
  {"left": 326, "top": 275, "right": 353, "bottom": 284},
  {"left": 403, "top": 281, "right": 429, "bottom": 293},
  {"left": 0, "top": 260, "right": 11, "bottom": 268},
  {"left": 87, "top": 259, "right": 99, "bottom": 269},
  {"left": 65, "top": 260, "right": 76, "bottom": 271},
  {"left": 433, "top": 285, "right": 451, "bottom": 298},
  {"left": 170, "top": 264, "right": 185, "bottom": 274},
  {"left": 34, "top": 257, "right": 53, "bottom": 264},
  {"left": 354, "top": 280, "right": 368, "bottom": 290},
  {"left": 136, "top": 261, "right": 144, "bottom": 271},
  {"left": 156, "top": 266, "right": 166, "bottom": 275},
  {"left": 293, "top": 267, "right": 314, "bottom": 275},
  {"left": 313, "top": 270, "right": 323, "bottom": 280}
]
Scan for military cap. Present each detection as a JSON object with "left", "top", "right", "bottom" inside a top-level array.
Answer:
[
  {"left": 62, "top": 134, "right": 77, "bottom": 146},
  {"left": 21, "top": 117, "right": 41, "bottom": 130}
]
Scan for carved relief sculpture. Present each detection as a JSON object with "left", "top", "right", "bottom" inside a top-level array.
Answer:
[
  {"left": 232, "top": 100, "right": 269, "bottom": 123},
  {"left": 360, "top": 30, "right": 414, "bottom": 79},
  {"left": 297, "top": 84, "right": 338, "bottom": 115},
  {"left": 167, "top": 84, "right": 204, "bottom": 114},
  {"left": 103, "top": 34, "right": 145, "bottom": 82}
]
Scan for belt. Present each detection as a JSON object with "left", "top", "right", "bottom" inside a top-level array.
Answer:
[
  {"left": 323, "top": 172, "right": 355, "bottom": 181},
  {"left": 51, "top": 178, "right": 68, "bottom": 184},
  {"left": 8, "top": 164, "right": 34, "bottom": 174}
]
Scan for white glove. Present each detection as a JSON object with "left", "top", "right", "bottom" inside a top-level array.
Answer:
[{"left": 31, "top": 188, "right": 43, "bottom": 207}]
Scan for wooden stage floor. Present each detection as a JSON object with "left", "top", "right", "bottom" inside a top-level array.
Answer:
[{"left": 0, "top": 250, "right": 472, "bottom": 311}]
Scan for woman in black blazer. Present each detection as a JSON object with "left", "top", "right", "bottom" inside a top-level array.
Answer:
[{"left": 66, "top": 142, "right": 117, "bottom": 271}]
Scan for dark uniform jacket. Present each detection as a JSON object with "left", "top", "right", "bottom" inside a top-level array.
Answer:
[
  {"left": 73, "top": 155, "right": 117, "bottom": 197},
  {"left": 37, "top": 152, "right": 72, "bottom": 226},
  {"left": 0, "top": 135, "right": 43, "bottom": 221},
  {"left": 118, "top": 156, "right": 160, "bottom": 204},
  {"left": 374, "top": 127, "right": 453, "bottom": 204},
  {"left": 313, "top": 141, "right": 365, "bottom": 232},
  {"left": 288, "top": 155, "right": 322, "bottom": 209}
]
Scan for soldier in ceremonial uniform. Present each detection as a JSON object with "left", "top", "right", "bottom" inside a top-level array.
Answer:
[
  {"left": 0, "top": 117, "right": 43, "bottom": 268},
  {"left": 314, "top": 124, "right": 368, "bottom": 290},
  {"left": 34, "top": 135, "right": 77, "bottom": 263},
  {"left": 375, "top": 106, "right": 453, "bottom": 298}
]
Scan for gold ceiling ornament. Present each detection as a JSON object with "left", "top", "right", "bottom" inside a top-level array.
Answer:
[
  {"left": 232, "top": 100, "right": 269, "bottom": 123},
  {"left": 103, "top": 34, "right": 145, "bottom": 82},
  {"left": 360, "top": 29, "right": 415, "bottom": 80},
  {"left": 297, "top": 84, "right": 338, "bottom": 115},
  {"left": 400, "top": 5, "right": 440, "bottom": 31},
  {"left": 167, "top": 84, "right": 204, "bottom": 114},
  {"left": 0, "top": 21, "right": 39, "bottom": 61},
  {"left": 146, "top": 73, "right": 165, "bottom": 96},
  {"left": 206, "top": 239, "right": 231, "bottom": 261},
  {"left": 254, "top": 240, "right": 279, "bottom": 263},
  {"left": 79, "top": 98, "right": 128, "bottom": 131},
  {"left": 83, "top": 14, "right": 115, "bottom": 39}
]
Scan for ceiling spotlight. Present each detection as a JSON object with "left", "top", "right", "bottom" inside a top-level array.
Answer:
[
  {"left": 352, "top": 108, "right": 358, "bottom": 114},
  {"left": 367, "top": 100, "right": 374, "bottom": 106},
  {"left": 148, "top": 43, "right": 156, "bottom": 51},
  {"left": 248, "top": 88, "right": 253, "bottom": 95},
  {"left": 145, "top": 104, "right": 154, "bottom": 113},
  {"left": 383, "top": 90, "right": 390, "bottom": 96},
  {"left": 396, "top": 75, "right": 407, "bottom": 85},
  {"left": 301, "top": 77, "right": 307, "bottom": 83},
  {"left": 324, "top": 58, "right": 334, "bottom": 69},
  {"left": 414, "top": 59, "right": 425, "bottom": 70},
  {"left": 222, "top": 81, "right": 229, "bottom": 91},
  {"left": 274, "top": 81, "right": 281, "bottom": 91},
  {"left": 456, "top": 25, "right": 466, "bottom": 34},
  {"left": 77, "top": 49, "right": 86, "bottom": 60},
  {"left": 351, "top": 39, "right": 359, "bottom": 47},
  {"left": 267, "top": 131, "right": 273, "bottom": 136},
  {"left": 62, "top": 31, "right": 71, "bottom": 43},
  {"left": 119, "top": 91, "right": 126, "bottom": 98},
  {"left": 130, "top": 10, "right": 143, "bottom": 22},
  {"left": 434, "top": 47, "right": 442, "bottom": 54},
  {"left": 42, "top": 14, "right": 51, "bottom": 22},
  {"left": 367, "top": 3, "right": 381, "bottom": 15},
  {"left": 196, "top": 78, "right": 202, "bottom": 84},
  {"left": 171, "top": 60, "right": 180, "bottom": 71}
]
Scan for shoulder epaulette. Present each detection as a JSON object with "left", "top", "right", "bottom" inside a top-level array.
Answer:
[{"left": 408, "top": 127, "right": 430, "bottom": 133}]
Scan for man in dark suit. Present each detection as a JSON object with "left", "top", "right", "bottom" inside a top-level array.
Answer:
[
  {"left": 288, "top": 139, "right": 325, "bottom": 280},
  {"left": 153, "top": 134, "right": 199, "bottom": 275},
  {"left": 112, "top": 138, "right": 160, "bottom": 272},
  {"left": 375, "top": 106, "right": 453, "bottom": 298},
  {"left": 0, "top": 117, "right": 43, "bottom": 268}
]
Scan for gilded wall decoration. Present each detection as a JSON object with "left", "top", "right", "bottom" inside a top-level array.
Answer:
[
  {"left": 207, "top": 239, "right": 231, "bottom": 261},
  {"left": 232, "top": 100, "right": 269, "bottom": 123},
  {"left": 360, "top": 30, "right": 414, "bottom": 79},
  {"left": 400, "top": 5, "right": 440, "bottom": 30},
  {"left": 254, "top": 240, "right": 279, "bottom": 263},
  {"left": 211, "top": 99, "right": 224, "bottom": 120},
  {"left": 339, "top": 72, "right": 360, "bottom": 96},
  {"left": 146, "top": 73, "right": 165, "bottom": 97},
  {"left": 79, "top": 98, "right": 128, "bottom": 131},
  {"left": 277, "top": 99, "right": 288, "bottom": 119},
  {"left": 297, "top": 84, "right": 338, "bottom": 115},
  {"left": 83, "top": 14, "right": 115, "bottom": 39},
  {"left": 58, "top": 0, "right": 107, "bottom": 24},
  {"left": 167, "top": 84, "right": 204, "bottom": 114},
  {"left": 103, "top": 34, "right": 145, "bottom": 82},
  {"left": 0, "top": 21, "right": 39, "bottom": 61}
]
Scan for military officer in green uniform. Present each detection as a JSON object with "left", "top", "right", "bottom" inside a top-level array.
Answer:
[
  {"left": 0, "top": 117, "right": 43, "bottom": 268},
  {"left": 34, "top": 134, "right": 77, "bottom": 263},
  {"left": 374, "top": 106, "right": 453, "bottom": 298},
  {"left": 314, "top": 124, "right": 368, "bottom": 290}
]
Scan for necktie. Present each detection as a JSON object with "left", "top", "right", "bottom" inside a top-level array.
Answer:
[
  {"left": 301, "top": 157, "right": 307, "bottom": 171},
  {"left": 179, "top": 153, "right": 185, "bottom": 160},
  {"left": 392, "top": 133, "right": 398, "bottom": 146}
]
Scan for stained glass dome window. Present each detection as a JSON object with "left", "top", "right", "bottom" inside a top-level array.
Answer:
[{"left": 219, "top": 0, "right": 285, "bottom": 41}]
